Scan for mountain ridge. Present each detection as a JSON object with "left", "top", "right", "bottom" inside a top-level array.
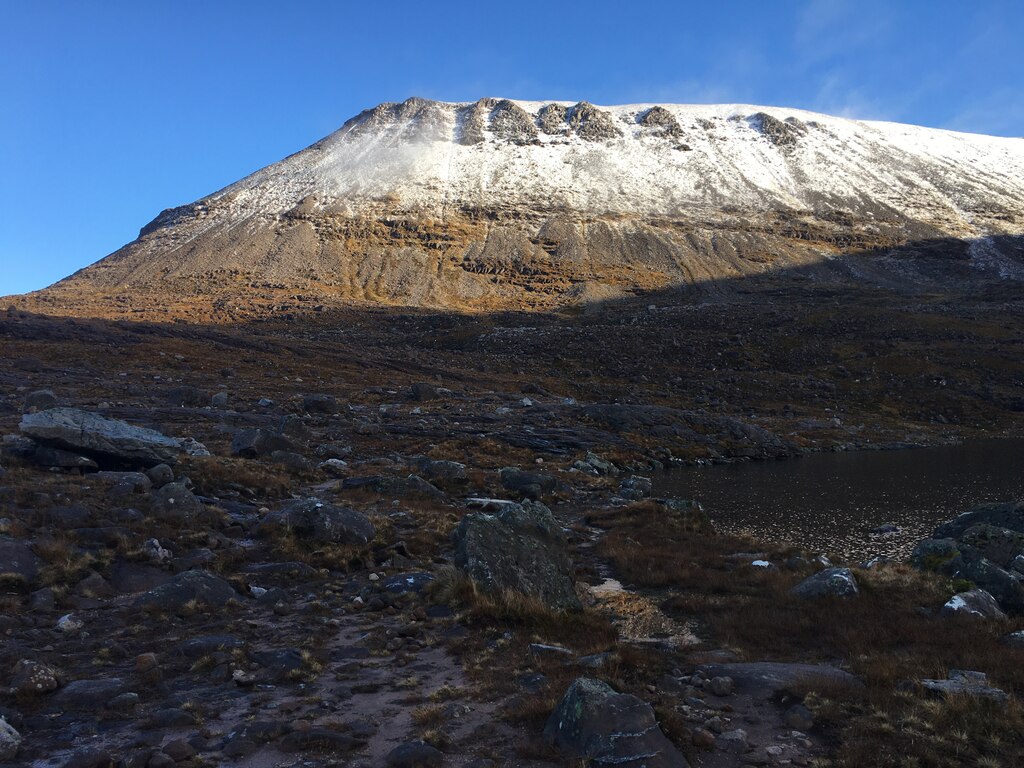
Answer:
[{"left": 21, "top": 97, "right": 1024, "bottom": 317}]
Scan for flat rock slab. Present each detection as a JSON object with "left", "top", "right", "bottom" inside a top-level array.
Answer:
[
  {"left": 20, "top": 408, "right": 203, "bottom": 467},
  {"left": 695, "top": 662, "right": 863, "bottom": 698}
]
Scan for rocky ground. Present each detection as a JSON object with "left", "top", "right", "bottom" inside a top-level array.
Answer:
[{"left": 1, "top": 279, "right": 1023, "bottom": 767}]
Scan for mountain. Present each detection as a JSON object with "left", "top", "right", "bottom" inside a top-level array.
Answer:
[{"left": 31, "top": 98, "right": 1024, "bottom": 316}]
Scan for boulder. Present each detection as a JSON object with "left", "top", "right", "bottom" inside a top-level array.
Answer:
[
  {"left": 23, "top": 389, "right": 57, "bottom": 411},
  {"left": 133, "top": 570, "right": 237, "bottom": 613},
  {"left": 150, "top": 480, "right": 202, "bottom": 523},
  {"left": 942, "top": 588, "right": 1007, "bottom": 620},
  {"left": 910, "top": 538, "right": 961, "bottom": 572},
  {"left": 409, "top": 383, "right": 440, "bottom": 401},
  {"left": 0, "top": 717, "right": 20, "bottom": 761},
  {"left": 920, "top": 670, "right": 1008, "bottom": 703},
  {"left": 957, "top": 524, "right": 1024, "bottom": 569},
  {"left": 956, "top": 555, "right": 1024, "bottom": 614},
  {"left": 164, "top": 386, "right": 207, "bottom": 407},
  {"left": 543, "top": 677, "right": 688, "bottom": 768},
  {"left": 302, "top": 393, "right": 339, "bottom": 414},
  {"left": 10, "top": 659, "right": 60, "bottom": 696},
  {"left": 341, "top": 474, "right": 444, "bottom": 500},
  {"left": 413, "top": 457, "right": 468, "bottom": 488},
  {"left": 231, "top": 428, "right": 296, "bottom": 458},
  {"left": 499, "top": 467, "right": 559, "bottom": 499},
  {"left": 386, "top": 740, "right": 443, "bottom": 768},
  {"left": 258, "top": 499, "right": 375, "bottom": 546},
  {"left": 19, "top": 408, "right": 203, "bottom": 467},
  {"left": 50, "top": 677, "right": 127, "bottom": 710},
  {"left": 695, "top": 662, "right": 863, "bottom": 698},
  {"left": 790, "top": 567, "right": 859, "bottom": 599},
  {"left": 453, "top": 500, "right": 580, "bottom": 611},
  {"left": 0, "top": 538, "right": 41, "bottom": 584},
  {"left": 934, "top": 502, "right": 1024, "bottom": 539}
]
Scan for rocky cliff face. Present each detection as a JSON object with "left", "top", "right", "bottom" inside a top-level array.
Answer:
[{"left": 33, "top": 98, "right": 1024, "bottom": 315}]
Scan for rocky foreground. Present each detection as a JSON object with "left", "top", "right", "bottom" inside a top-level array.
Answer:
[{"left": 1, "top": 281, "right": 1024, "bottom": 767}]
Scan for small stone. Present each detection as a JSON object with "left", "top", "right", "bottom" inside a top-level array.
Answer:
[
  {"left": 10, "top": 659, "right": 60, "bottom": 695},
  {"left": 57, "top": 613, "right": 83, "bottom": 632},
  {"left": 691, "top": 728, "right": 715, "bottom": 749}
]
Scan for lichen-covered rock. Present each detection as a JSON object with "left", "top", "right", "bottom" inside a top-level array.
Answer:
[
  {"left": 258, "top": 498, "right": 375, "bottom": 546},
  {"left": 543, "top": 677, "right": 688, "bottom": 768},
  {"left": 10, "top": 659, "right": 60, "bottom": 696},
  {"left": 453, "top": 500, "right": 580, "bottom": 611},
  {"left": 20, "top": 408, "right": 202, "bottom": 467},
  {"left": 790, "top": 567, "right": 859, "bottom": 599}
]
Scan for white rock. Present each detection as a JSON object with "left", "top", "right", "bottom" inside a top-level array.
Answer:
[{"left": 0, "top": 717, "right": 21, "bottom": 761}]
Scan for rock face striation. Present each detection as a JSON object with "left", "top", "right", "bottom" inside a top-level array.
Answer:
[{"left": 22, "top": 97, "right": 1024, "bottom": 317}]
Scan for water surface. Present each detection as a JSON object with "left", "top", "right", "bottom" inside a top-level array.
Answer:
[{"left": 652, "top": 439, "right": 1024, "bottom": 561}]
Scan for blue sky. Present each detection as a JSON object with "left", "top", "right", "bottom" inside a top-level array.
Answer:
[{"left": 1, "top": 0, "right": 1021, "bottom": 295}]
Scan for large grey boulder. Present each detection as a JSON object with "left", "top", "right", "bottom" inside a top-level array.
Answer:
[
  {"left": 957, "top": 524, "right": 1024, "bottom": 569},
  {"left": 453, "top": 500, "right": 580, "bottom": 611},
  {"left": 543, "top": 678, "right": 688, "bottom": 768},
  {"left": 790, "top": 567, "right": 859, "bottom": 599},
  {"left": 257, "top": 499, "right": 375, "bottom": 546},
  {"left": 20, "top": 408, "right": 204, "bottom": 467},
  {"left": 956, "top": 555, "right": 1024, "bottom": 614},
  {"left": 942, "top": 588, "right": 1006, "bottom": 620},
  {"left": 133, "top": 570, "right": 237, "bottom": 613}
]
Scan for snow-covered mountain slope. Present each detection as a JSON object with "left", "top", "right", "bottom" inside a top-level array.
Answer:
[{"left": 43, "top": 98, "right": 1024, "bottom": 313}]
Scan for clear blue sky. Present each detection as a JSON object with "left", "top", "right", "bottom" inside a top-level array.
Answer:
[{"left": 2, "top": 0, "right": 1021, "bottom": 295}]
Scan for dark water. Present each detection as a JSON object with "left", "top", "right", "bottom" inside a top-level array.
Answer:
[{"left": 652, "top": 439, "right": 1024, "bottom": 561}]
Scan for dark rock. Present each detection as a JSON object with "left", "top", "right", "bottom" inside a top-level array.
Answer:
[
  {"left": 543, "top": 677, "right": 688, "bottom": 768},
  {"left": 453, "top": 500, "right": 580, "bottom": 611},
  {"left": 386, "top": 741, "right": 444, "bottom": 768},
  {"left": 230, "top": 428, "right": 295, "bottom": 459},
  {"left": 498, "top": 467, "right": 559, "bottom": 499},
  {"left": 164, "top": 386, "right": 207, "bottom": 407},
  {"left": 413, "top": 457, "right": 468, "bottom": 487},
  {"left": 279, "top": 729, "right": 357, "bottom": 753},
  {"left": 20, "top": 408, "right": 203, "bottom": 467},
  {"left": 151, "top": 481, "right": 202, "bottom": 523},
  {"left": 934, "top": 502, "right": 1024, "bottom": 539},
  {"left": 409, "top": 383, "right": 440, "bottom": 401},
  {"left": 302, "top": 394, "right": 339, "bottom": 414},
  {"left": 175, "top": 635, "right": 244, "bottom": 658},
  {"left": 24, "top": 390, "right": 58, "bottom": 411},
  {"left": 270, "top": 450, "right": 314, "bottom": 471},
  {"left": 10, "top": 660, "right": 60, "bottom": 695},
  {"left": 911, "top": 538, "right": 962, "bottom": 572},
  {"left": 784, "top": 703, "right": 814, "bottom": 731},
  {"left": 63, "top": 748, "right": 114, "bottom": 768},
  {"left": 210, "top": 391, "right": 229, "bottom": 408},
  {"left": 258, "top": 498, "right": 375, "bottom": 545},
  {"left": 149, "top": 708, "right": 196, "bottom": 728},
  {"left": 790, "top": 568, "right": 859, "bottom": 599},
  {"left": 50, "top": 678, "right": 127, "bottom": 710},
  {"left": 956, "top": 555, "right": 1024, "bottom": 613},
  {"left": 133, "top": 570, "right": 237, "bottom": 613},
  {"left": 341, "top": 474, "right": 444, "bottom": 499},
  {"left": 942, "top": 588, "right": 1007, "bottom": 620},
  {"left": 145, "top": 463, "right": 174, "bottom": 489},
  {"left": 567, "top": 102, "right": 622, "bottom": 141},
  {"left": 958, "top": 523, "right": 1024, "bottom": 568},
  {"left": 0, "top": 538, "right": 41, "bottom": 584},
  {"left": 695, "top": 662, "right": 862, "bottom": 698}
]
